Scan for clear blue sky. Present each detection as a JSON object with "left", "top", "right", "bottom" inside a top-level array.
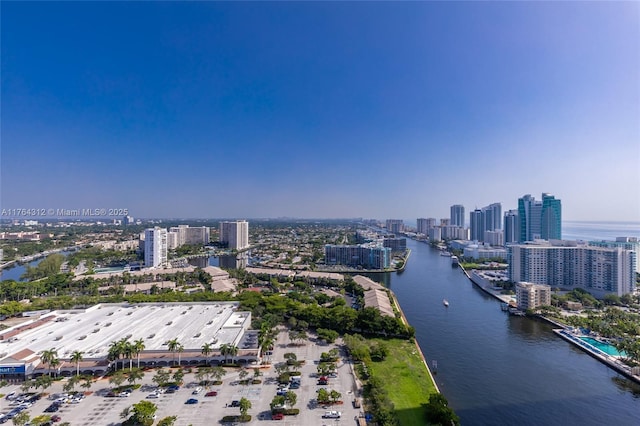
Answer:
[{"left": 2, "top": 2, "right": 639, "bottom": 221}]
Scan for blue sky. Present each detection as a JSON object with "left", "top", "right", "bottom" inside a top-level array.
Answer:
[{"left": 2, "top": 2, "right": 639, "bottom": 221}]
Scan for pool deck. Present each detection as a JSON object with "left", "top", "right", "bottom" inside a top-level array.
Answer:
[{"left": 554, "top": 329, "right": 640, "bottom": 385}]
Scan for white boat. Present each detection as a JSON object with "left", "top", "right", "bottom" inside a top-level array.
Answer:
[{"left": 443, "top": 299, "right": 449, "bottom": 307}]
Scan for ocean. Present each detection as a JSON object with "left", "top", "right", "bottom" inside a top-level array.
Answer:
[{"left": 562, "top": 221, "right": 640, "bottom": 242}]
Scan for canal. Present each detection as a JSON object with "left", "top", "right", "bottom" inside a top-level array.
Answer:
[{"left": 386, "top": 238, "right": 640, "bottom": 425}]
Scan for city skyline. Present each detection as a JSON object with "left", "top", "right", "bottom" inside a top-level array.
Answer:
[{"left": 2, "top": 2, "right": 639, "bottom": 222}]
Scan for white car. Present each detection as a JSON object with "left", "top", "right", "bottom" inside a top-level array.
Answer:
[
  {"left": 322, "top": 411, "right": 341, "bottom": 419},
  {"left": 147, "top": 393, "right": 159, "bottom": 399},
  {"left": 192, "top": 387, "right": 202, "bottom": 395}
]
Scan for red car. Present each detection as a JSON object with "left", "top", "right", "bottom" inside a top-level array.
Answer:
[
  {"left": 51, "top": 415, "right": 62, "bottom": 422},
  {"left": 205, "top": 391, "right": 218, "bottom": 397},
  {"left": 272, "top": 413, "right": 284, "bottom": 420}
]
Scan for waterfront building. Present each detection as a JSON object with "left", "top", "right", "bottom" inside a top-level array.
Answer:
[
  {"left": 441, "top": 225, "right": 467, "bottom": 240},
  {"left": 219, "top": 220, "right": 249, "bottom": 250},
  {"left": 463, "top": 244, "right": 507, "bottom": 261},
  {"left": 440, "top": 218, "right": 450, "bottom": 227},
  {"left": 428, "top": 227, "right": 442, "bottom": 242},
  {"left": 383, "top": 237, "right": 407, "bottom": 253},
  {"left": 541, "top": 193, "right": 562, "bottom": 240},
  {"left": 167, "top": 231, "right": 179, "bottom": 250},
  {"left": 324, "top": 244, "right": 391, "bottom": 269},
  {"left": 504, "top": 210, "right": 519, "bottom": 244},
  {"left": 144, "top": 227, "right": 168, "bottom": 268},
  {"left": 484, "top": 203, "right": 502, "bottom": 231},
  {"left": 385, "top": 219, "right": 405, "bottom": 234},
  {"left": 450, "top": 204, "right": 465, "bottom": 227},
  {"left": 516, "top": 282, "right": 552, "bottom": 311},
  {"left": 589, "top": 237, "right": 639, "bottom": 273},
  {"left": 507, "top": 241, "right": 635, "bottom": 297},
  {"left": 417, "top": 218, "right": 434, "bottom": 235}
]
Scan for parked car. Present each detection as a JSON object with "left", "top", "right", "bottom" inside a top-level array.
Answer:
[
  {"left": 205, "top": 391, "right": 218, "bottom": 397},
  {"left": 192, "top": 387, "right": 202, "bottom": 395},
  {"left": 322, "top": 411, "right": 341, "bottom": 419},
  {"left": 185, "top": 398, "right": 198, "bottom": 405},
  {"left": 51, "top": 415, "right": 62, "bottom": 423},
  {"left": 271, "top": 413, "right": 284, "bottom": 420},
  {"left": 147, "top": 393, "right": 159, "bottom": 399},
  {"left": 229, "top": 400, "right": 240, "bottom": 407}
]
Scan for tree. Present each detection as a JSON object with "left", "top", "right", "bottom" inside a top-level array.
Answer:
[
  {"left": 239, "top": 397, "right": 251, "bottom": 418},
  {"left": 219, "top": 343, "right": 238, "bottom": 364},
  {"left": 80, "top": 375, "right": 94, "bottom": 392},
  {"left": 270, "top": 395, "right": 286, "bottom": 410},
  {"left": 109, "top": 370, "right": 127, "bottom": 388},
  {"left": 12, "top": 411, "right": 29, "bottom": 426},
  {"left": 201, "top": 342, "right": 213, "bottom": 366},
  {"left": 167, "top": 338, "right": 181, "bottom": 367},
  {"left": 133, "top": 338, "right": 146, "bottom": 369},
  {"left": 172, "top": 368, "right": 185, "bottom": 384},
  {"left": 238, "top": 368, "right": 249, "bottom": 385},
  {"left": 210, "top": 366, "right": 226, "bottom": 384},
  {"left": 40, "top": 348, "right": 59, "bottom": 377},
  {"left": 152, "top": 369, "right": 171, "bottom": 388},
  {"left": 29, "top": 415, "right": 52, "bottom": 426},
  {"left": 71, "top": 350, "right": 84, "bottom": 376},
  {"left": 127, "top": 368, "right": 145, "bottom": 386},
  {"left": 108, "top": 340, "right": 123, "bottom": 370},
  {"left": 63, "top": 375, "right": 81, "bottom": 393},
  {"left": 329, "top": 389, "right": 342, "bottom": 403},
  {"left": 317, "top": 388, "right": 330, "bottom": 404},
  {"left": 425, "top": 393, "right": 460, "bottom": 426},
  {"left": 131, "top": 400, "right": 158, "bottom": 425},
  {"left": 35, "top": 374, "right": 53, "bottom": 393},
  {"left": 157, "top": 416, "right": 177, "bottom": 426},
  {"left": 284, "top": 390, "right": 297, "bottom": 408}
]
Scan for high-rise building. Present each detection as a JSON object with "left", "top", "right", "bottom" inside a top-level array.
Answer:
[
  {"left": 144, "top": 227, "right": 168, "bottom": 268},
  {"left": 385, "top": 219, "right": 404, "bottom": 234},
  {"left": 219, "top": 220, "right": 249, "bottom": 250},
  {"left": 483, "top": 203, "right": 502, "bottom": 231},
  {"left": 504, "top": 210, "right": 519, "bottom": 244},
  {"left": 541, "top": 193, "right": 562, "bottom": 240},
  {"left": 416, "top": 218, "right": 431, "bottom": 235},
  {"left": 324, "top": 244, "right": 391, "bottom": 270},
  {"left": 450, "top": 205, "right": 465, "bottom": 227},
  {"left": 589, "top": 237, "right": 639, "bottom": 273},
  {"left": 507, "top": 241, "right": 635, "bottom": 297},
  {"left": 518, "top": 194, "right": 555, "bottom": 242},
  {"left": 469, "top": 209, "right": 483, "bottom": 242}
]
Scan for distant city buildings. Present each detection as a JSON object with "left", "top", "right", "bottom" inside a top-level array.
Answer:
[
  {"left": 219, "top": 220, "right": 249, "bottom": 250},
  {"left": 417, "top": 218, "right": 437, "bottom": 236},
  {"left": 503, "top": 210, "right": 519, "bottom": 244},
  {"left": 144, "top": 227, "right": 168, "bottom": 268},
  {"left": 324, "top": 244, "right": 391, "bottom": 270},
  {"left": 469, "top": 202, "right": 502, "bottom": 243},
  {"left": 507, "top": 240, "right": 635, "bottom": 297},
  {"left": 168, "top": 225, "right": 210, "bottom": 249},
  {"left": 518, "top": 193, "right": 561, "bottom": 242},
  {"left": 385, "top": 219, "right": 404, "bottom": 234},
  {"left": 516, "top": 282, "right": 552, "bottom": 311},
  {"left": 450, "top": 204, "right": 465, "bottom": 227}
]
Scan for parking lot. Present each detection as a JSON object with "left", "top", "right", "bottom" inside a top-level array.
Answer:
[{"left": 0, "top": 330, "right": 364, "bottom": 425}]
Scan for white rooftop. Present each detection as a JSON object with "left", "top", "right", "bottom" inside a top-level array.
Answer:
[{"left": 0, "top": 302, "right": 248, "bottom": 362}]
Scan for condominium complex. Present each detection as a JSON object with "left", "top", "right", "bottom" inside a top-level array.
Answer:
[
  {"left": 469, "top": 202, "right": 501, "bottom": 242},
  {"left": 518, "top": 193, "right": 561, "bottom": 242},
  {"left": 450, "top": 204, "right": 465, "bottom": 227},
  {"left": 219, "top": 220, "right": 249, "bottom": 250},
  {"left": 516, "top": 282, "right": 552, "bottom": 311},
  {"left": 417, "top": 218, "right": 436, "bottom": 235},
  {"left": 503, "top": 209, "right": 519, "bottom": 244},
  {"left": 385, "top": 219, "right": 404, "bottom": 234},
  {"left": 144, "top": 227, "right": 168, "bottom": 268},
  {"left": 324, "top": 244, "right": 391, "bottom": 270},
  {"left": 168, "top": 225, "right": 210, "bottom": 249},
  {"left": 507, "top": 241, "right": 636, "bottom": 297}
]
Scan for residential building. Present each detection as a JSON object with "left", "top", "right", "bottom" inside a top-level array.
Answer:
[
  {"left": 541, "top": 193, "right": 562, "bottom": 240},
  {"left": 219, "top": 220, "right": 249, "bottom": 250},
  {"left": 440, "top": 218, "right": 450, "bottom": 227},
  {"left": 417, "top": 218, "right": 433, "bottom": 235},
  {"left": 589, "top": 237, "right": 640, "bottom": 273},
  {"left": 484, "top": 230, "right": 504, "bottom": 247},
  {"left": 450, "top": 204, "right": 465, "bottom": 227},
  {"left": 463, "top": 244, "right": 507, "bottom": 261},
  {"left": 507, "top": 241, "right": 635, "bottom": 297},
  {"left": 518, "top": 193, "right": 561, "bottom": 242},
  {"left": 428, "top": 227, "right": 442, "bottom": 242},
  {"left": 324, "top": 244, "right": 391, "bottom": 270},
  {"left": 441, "top": 225, "right": 467, "bottom": 241},
  {"left": 470, "top": 209, "right": 483, "bottom": 241},
  {"left": 504, "top": 210, "right": 519, "bottom": 244},
  {"left": 516, "top": 282, "right": 552, "bottom": 311},
  {"left": 385, "top": 219, "right": 404, "bottom": 234},
  {"left": 144, "top": 227, "right": 168, "bottom": 268},
  {"left": 383, "top": 238, "right": 407, "bottom": 253}
]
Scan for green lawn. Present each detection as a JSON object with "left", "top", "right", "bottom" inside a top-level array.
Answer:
[{"left": 367, "top": 338, "right": 438, "bottom": 425}]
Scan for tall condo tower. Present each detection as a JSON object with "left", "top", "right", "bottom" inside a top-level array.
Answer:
[
  {"left": 450, "top": 205, "right": 465, "bottom": 227},
  {"left": 219, "top": 220, "right": 249, "bottom": 250},
  {"left": 541, "top": 193, "right": 562, "bottom": 240},
  {"left": 144, "top": 227, "right": 168, "bottom": 268},
  {"left": 518, "top": 193, "right": 561, "bottom": 242}
]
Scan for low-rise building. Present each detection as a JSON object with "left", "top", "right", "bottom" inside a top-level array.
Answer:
[{"left": 516, "top": 282, "right": 551, "bottom": 311}]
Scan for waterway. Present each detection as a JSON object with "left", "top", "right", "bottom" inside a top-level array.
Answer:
[{"left": 382, "top": 238, "right": 640, "bottom": 426}]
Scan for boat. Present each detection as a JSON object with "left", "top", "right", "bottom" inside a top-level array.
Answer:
[
  {"left": 450, "top": 255, "right": 459, "bottom": 267},
  {"left": 443, "top": 299, "right": 449, "bottom": 307},
  {"left": 440, "top": 251, "right": 451, "bottom": 257}
]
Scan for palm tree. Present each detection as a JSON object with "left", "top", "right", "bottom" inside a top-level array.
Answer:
[
  {"left": 238, "top": 397, "right": 251, "bottom": 419},
  {"left": 71, "top": 350, "right": 84, "bottom": 376},
  {"left": 176, "top": 343, "right": 184, "bottom": 367},
  {"left": 119, "top": 338, "right": 134, "bottom": 371},
  {"left": 108, "top": 340, "right": 122, "bottom": 370},
  {"left": 127, "top": 368, "right": 145, "bottom": 387},
  {"left": 201, "top": 343, "right": 213, "bottom": 366},
  {"left": 40, "top": 348, "right": 59, "bottom": 377},
  {"left": 133, "top": 339, "right": 146, "bottom": 369},
  {"left": 167, "top": 339, "right": 181, "bottom": 367},
  {"left": 220, "top": 344, "right": 238, "bottom": 364}
]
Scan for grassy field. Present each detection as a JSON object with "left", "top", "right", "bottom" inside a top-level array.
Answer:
[{"left": 367, "top": 338, "right": 438, "bottom": 425}]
